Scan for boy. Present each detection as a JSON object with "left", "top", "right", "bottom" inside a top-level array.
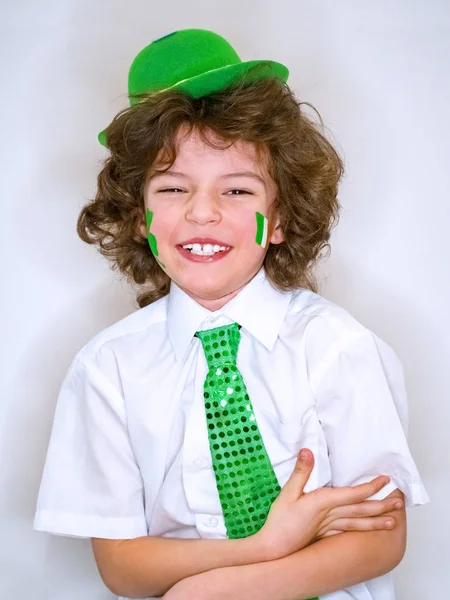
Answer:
[{"left": 34, "top": 29, "right": 428, "bottom": 599}]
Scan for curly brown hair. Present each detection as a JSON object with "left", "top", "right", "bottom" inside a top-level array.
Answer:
[{"left": 78, "top": 70, "right": 344, "bottom": 307}]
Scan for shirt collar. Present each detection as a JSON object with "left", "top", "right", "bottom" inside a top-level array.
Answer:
[{"left": 167, "top": 269, "right": 293, "bottom": 360}]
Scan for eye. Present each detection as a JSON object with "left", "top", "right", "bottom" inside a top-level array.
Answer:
[
  {"left": 157, "top": 188, "right": 185, "bottom": 193},
  {"left": 226, "top": 189, "right": 252, "bottom": 196}
]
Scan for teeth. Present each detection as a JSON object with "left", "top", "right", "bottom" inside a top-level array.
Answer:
[{"left": 182, "top": 243, "right": 229, "bottom": 256}]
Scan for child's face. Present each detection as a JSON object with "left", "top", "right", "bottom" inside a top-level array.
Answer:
[{"left": 143, "top": 126, "right": 283, "bottom": 310}]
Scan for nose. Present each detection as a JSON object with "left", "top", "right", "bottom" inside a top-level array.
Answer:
[{"left": 185, "top": 190, "right": 221, "bottom": 226}]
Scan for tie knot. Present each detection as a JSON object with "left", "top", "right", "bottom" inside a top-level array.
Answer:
[{"left": 195, "top": 323, "right": 241, "bottom": 368}]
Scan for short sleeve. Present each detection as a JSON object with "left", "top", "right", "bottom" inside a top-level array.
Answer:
[
  {"left": 309, "top": 326, "right": 429, "bottom": 508},
  {"left": 34, "top": 357, "right": 148, "bottom": 539}
]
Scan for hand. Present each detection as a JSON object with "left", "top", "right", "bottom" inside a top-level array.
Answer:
[{"left": 254, "top": 448, "right": 402, "bottom": 560}]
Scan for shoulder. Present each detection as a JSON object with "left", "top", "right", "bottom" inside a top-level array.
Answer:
[
  {"left": 285, "top": 288, "right": 403, "bottom": 381},
  {"left": 73, "top": 295, "right": 168, "bottom": 372},
  {"left": 286, "top": 288, "right": 370, "bottom": 343},
  {"left": 285, "top": 291, "right": 407, "bottom": 419}
]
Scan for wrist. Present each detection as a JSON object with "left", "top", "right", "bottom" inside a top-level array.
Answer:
[
  {"left": 246, "top": 530, "right": 280, "bottom": 562},
  {"left": 227, "top": 531, "right": 272, "bottom": 565}
]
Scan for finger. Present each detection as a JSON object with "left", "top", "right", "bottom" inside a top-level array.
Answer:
[
  {"left": 318, "top": 516, "right": 397, "bottom": 535},
  {"left": 282, "top": 448, "right": 315, "bottom": 500},
  {"left": 327, "top": 496, "right": 403, "bottom": 521},
  {"left": 323, "top": 476, "right": 391, "bottom": 509}
]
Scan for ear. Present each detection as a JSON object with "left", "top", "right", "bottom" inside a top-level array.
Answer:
[
  {"left": 268, "top": 214, "right": 284, "bottom": 245},
  {"left": 137, "top": 209, "right": 148, "bottom": 238}
]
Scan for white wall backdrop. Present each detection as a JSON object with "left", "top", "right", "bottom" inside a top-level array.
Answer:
[{"left": 1, "top": 1, "right": 448, "bottom": 598}]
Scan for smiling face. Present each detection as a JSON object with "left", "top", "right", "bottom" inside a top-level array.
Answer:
[{"left": 142, "top": 126, "right": 284, "bottom": 310}]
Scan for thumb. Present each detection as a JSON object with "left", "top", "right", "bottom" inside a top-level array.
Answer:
[{"left": 282, "top": 448, "right": 315, "bottom": 500}]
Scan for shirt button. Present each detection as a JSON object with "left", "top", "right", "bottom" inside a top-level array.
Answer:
[
  {"left": 193, "top": 458, "right": 207, "bottom": 468},
  {"left": 208, "top": 517, "right": 218, "bottom": 528}
]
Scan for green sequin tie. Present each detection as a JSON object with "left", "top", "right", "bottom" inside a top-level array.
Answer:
[
  {"left": 196, "top": 324, "right": 318, "bottom": 600},
  {"left": 195, "top": 323, "right": 281, "bottom": 539}
]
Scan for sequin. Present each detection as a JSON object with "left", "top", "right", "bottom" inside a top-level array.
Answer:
[{"left": 195, "top": 323, "right": 281, "bottom": 539}]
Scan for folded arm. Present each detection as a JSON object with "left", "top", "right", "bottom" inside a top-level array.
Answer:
[
  {"left": 91, "top": 531, "right": 266, "bottom": 598},
  {"left": 92, "top": 448, "right": 405, "bottom": 599},
  {"left": 164, "top": 489, "right": 406, "bottom": 600}
]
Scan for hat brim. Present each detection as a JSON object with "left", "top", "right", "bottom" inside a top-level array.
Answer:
[{"left": 98, "top": 59, "right": 289, "bottom": 147}]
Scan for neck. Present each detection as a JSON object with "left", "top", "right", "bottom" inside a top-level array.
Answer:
[
  {"left": 178, "top": 285, "right": 243, "bottom": 311},
  {"left": 175, "top": 268, "right": 264, "bottom": 311}
]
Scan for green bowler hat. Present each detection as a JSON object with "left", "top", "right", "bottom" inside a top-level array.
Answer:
[{"left": 98, "top": 28, "right": 289, "bottom": 147}]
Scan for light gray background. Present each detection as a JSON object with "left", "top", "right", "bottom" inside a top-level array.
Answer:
[{"left": 1, "top": 0, "right": 448, "bottom": 598}]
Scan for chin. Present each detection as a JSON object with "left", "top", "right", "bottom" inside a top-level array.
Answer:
[{"left": 189, "top": 284, "right": 230, "bottom": 301}]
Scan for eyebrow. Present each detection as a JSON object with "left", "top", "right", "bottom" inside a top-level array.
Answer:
[
  {"left": 150, "top": 169, "right": 266, "bottom": 186},
  {"left": 222, "top": 172, "right": 266, "bottom": 186}
]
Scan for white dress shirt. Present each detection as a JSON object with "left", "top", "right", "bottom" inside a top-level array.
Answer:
[{"left": 34, "top": 268, "right": 429, "bottom": 600}]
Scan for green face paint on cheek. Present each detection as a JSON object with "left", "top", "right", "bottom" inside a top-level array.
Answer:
[
  {"left": 146, "top": 209, "right": 166, "bottom": 268},
  {"left": 255, "top": 212, "right": 269, "bottom": 248}
]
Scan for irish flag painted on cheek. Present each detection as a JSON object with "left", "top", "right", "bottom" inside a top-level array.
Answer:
[
  {"left": 255, "top": 212, "right": 268, "bottom": 248},
  {"left": 146, "top": 209, "right": 166, "bottom": 269}
]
